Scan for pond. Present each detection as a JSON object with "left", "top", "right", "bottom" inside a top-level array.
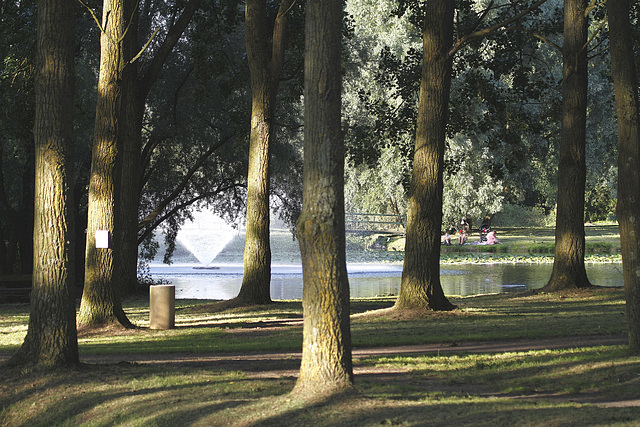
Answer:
[{"left": 149, "top": 262, "right": 624, "bottom": 300}]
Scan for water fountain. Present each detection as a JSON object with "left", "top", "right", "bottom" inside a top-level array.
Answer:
[{"left": 175, "top": 209, "right": 238, "bottom": 267}]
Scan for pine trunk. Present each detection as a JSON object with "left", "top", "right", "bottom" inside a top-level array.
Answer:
[
  {"left": 293, "top": 0, "right": 353, "bottom": 395},
  {"left": 544, "top": 0, "right": 591, "bottom": 291},
  {"left": 78, "top": 0, "right": 131, "bottom": 327},
  {"left": 7, "top": 0, "right": 79, "bottom": 368},
  {"left": 608, "top": 0, "right": 640, "bottom": 353},
  {"left": 395, "top": 0, "right": 455, "bottom": 311}
]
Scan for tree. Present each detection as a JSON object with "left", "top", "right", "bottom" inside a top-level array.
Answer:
[
  {"left": 114, "top": 0, "right": 202, "bottom": 296},
  {"left": 608, "top": 0, "right": 640, "bottom": 353},
  {"left": 5, "top": 0, "right": 79, "bottom": 368},
  {"left": 236, "top": 0, "right": 295, "bottom": 304},
  {"left": 293, "top": 0, "right": 353, "bottom": 395},
  {"left": 543, "top": 0, "right": 591, "bottom": 291},
  {"left": 394, "top": 0, "right": 456, "bottom": 311},
  {"left": 0, "top": 0, "right": 36, "bottom": 277},
  {"left": 77, "top": 0, "right": 132, "bottom": 327},
  {"left": 393, "top": 0, "right": 549, "bottom": 310}
]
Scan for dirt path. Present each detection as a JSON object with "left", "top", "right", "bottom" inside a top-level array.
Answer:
[
  {"left": 73, "top": 333, "right": 629, "bottom": 378},
  {"left": 2, "top": 333, "right": 627, "bottom": 370}
]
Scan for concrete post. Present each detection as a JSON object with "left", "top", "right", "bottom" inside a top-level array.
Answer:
[{"left": 149, "top": 284, "right": 175, "bottom": 329}]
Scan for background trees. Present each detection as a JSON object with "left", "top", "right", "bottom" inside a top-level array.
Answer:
[
  {"left": 0, "top": 0, "right": 36, "bottom": 276},
  {"left": 0, "top": 0, "right": 635, "bottom": 328},
  {"left": 0, "top": 0, "right": 626, "bottom": 290},
  {"left": 342, "top": 0, "right": 619, "bottom": 230}
]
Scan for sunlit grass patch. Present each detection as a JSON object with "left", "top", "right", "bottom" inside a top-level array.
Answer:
[
  {"left": 357, "top": 345, "right": 640, "bottom": 400},
  {"left": 0, "top": 305, "right": 29, "bottom": 349}
]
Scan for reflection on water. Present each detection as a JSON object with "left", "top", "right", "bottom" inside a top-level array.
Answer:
[{"left": 150, "top": 262, "right": 624, "bottom": 300}]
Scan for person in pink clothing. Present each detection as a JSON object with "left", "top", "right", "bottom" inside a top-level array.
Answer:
[{"left": 486, "top": 230, "right": 501, "bottom": 245}]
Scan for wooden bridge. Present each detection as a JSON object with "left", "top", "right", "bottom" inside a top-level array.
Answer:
[{"left": 344, "top": 212, "right": 406, "bottom": 234}]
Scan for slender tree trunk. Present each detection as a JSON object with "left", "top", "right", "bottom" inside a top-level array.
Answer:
[
  {"left": 237, "top": 0, "right": 272, "bottom": 303},
  {"left": 6, "top": 0, "right": 79, "bottom": 368},
  {"left": 293, "top": 0, "right": 353, "bottom": 396},
  {"left": 608, "top": 0, "right": 640, "bottom": 354},
  {"left": 78, "top": 0, "right": 132, "bottom": 327},
  {"left": 237, "top": 0, "right": 294, "bottom": 304},
  {"left": 114, "top": 3, "right": 142, "bottom": 297},
  {"left": 543, "top": 0, "right": 591, "bottom": 291},
  {"left": 394, "top": 0, "right": 455, "bottom": 311}
]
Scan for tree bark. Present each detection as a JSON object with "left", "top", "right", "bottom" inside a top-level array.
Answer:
[
  {"left": 236, "top": 0, "right": 294, "bottom": 304},
  {"left": 114, "top": 0, "right": 202, "bottom": 297},
  {"left": 394, "top": 0, "right": 455, "bottom": 311},
  {"left": 113, "top": 0, "right": 142, "bottom": 297},
  {"left": 78, "top": 0, "right": 132, "bottom": 327},
  {"left": 293, "top": 0, "right": 353, "bottom": 395},
  {"left": 543, "top": 0, "right": 591, "bottom": 291},
  {"left": 237, "top": 0, "right": 273, "bottom": 304},
  {"left": 6, "top": 0, "right": 79, "bottom": 368},
  {"left": 608, "top": 0, "right": 640, "bottom": 354}
]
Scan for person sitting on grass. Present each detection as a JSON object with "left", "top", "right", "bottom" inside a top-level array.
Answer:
[
  {"left": 486, "top": 230, "right": 501, "bottom": 245},
  {"left": 458, "top": 230, "right": 467, "bottom": 245},
  {"left": 442, "top": 232, "right": 452, "bottom": 245}
]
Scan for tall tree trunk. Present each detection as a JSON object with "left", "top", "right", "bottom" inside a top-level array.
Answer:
[
  {"left": 78, "top": 0, "right": 132, "bottom": 327},
  {"left": 608, "top": 0, "right": 640, "bottom": 354},
  {"left": 114, "top": 2, "right": 142, "bottom": 297},
  {"left": 6, "top": 0, "right": 79, "bottom": 368},
  {"left": 114, "top": 0, "right": 201, "bottom": 296},
  {"left": 293, "top": 0, "right": 353, "bottom": 396},
  {"left": 543, "top": 0, "right": 591, "bottom": 291},
  {"left": 237, "top": 0, "right": 273, "bottom": 303},
  {"left": 236, "top": 0, "right": 294, "bottom": 304},
  {"left": 394, "top": 0, "right": 455, "bottom": 311}
]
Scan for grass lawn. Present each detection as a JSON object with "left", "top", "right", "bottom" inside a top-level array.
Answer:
[
  {"left": 358, "top": 224, "right": 623, "bottom": 264},
  {"left": 1, "top": 286, "right": 639, "bottom": 426}
]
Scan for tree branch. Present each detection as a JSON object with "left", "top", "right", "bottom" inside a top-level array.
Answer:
[
  {"left": 449, "top": 0, "right": 550, "bottom": 57},
  {"left": 529, "top": 30, "right": 562, "bottom": 52},
  {"left": 139, "top": 0, "right": 202, "bottom": 98},
  {"left": 76, "top": 0, "right": 104, "bottom": 34},
  {"left": 137, "top": 182, "right": 243, "bottom": 243},
  {"left": 583, "top": 17, "right": 608, "bottom": 55},
  {"left": 137, "top": 136, "right": 231, "bottom": 232}
]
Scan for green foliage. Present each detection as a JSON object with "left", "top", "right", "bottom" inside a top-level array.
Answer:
[
  {"left": 585, "top": 185, "right": 617, "bottom": 223},
  {"left": 492, "top": 203, "right": 549, "bottom": 227},
  {"left": 443, "top": 135, "right": 504, "bottom": 226},
  {"left": 344, "top": 144, "right": 409, "bottom": 215}
]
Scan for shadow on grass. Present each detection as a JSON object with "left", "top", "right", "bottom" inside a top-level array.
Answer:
[{"left": 0, "top": 363, "right": 292, "bottom": 426}]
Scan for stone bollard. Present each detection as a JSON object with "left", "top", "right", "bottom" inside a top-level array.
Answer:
[{"left": 149, "top": 284, "right": 175, "bottom": 329}]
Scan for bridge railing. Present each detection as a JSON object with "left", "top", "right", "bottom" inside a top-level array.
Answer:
[{"left": 345, "top": 212, "right": 406, "bottom": 234}]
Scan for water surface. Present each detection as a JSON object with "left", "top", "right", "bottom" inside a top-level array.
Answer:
[{"left": 149, "top": 262, "right": 623, "bottom": 300}]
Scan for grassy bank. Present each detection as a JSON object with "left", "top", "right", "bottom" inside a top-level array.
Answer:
[
  {"left": 355, "top": 224, "right": 623, "bottom": 264},
  {"left": 1, "top": 288, "right": 639, "bottom": 426}
]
